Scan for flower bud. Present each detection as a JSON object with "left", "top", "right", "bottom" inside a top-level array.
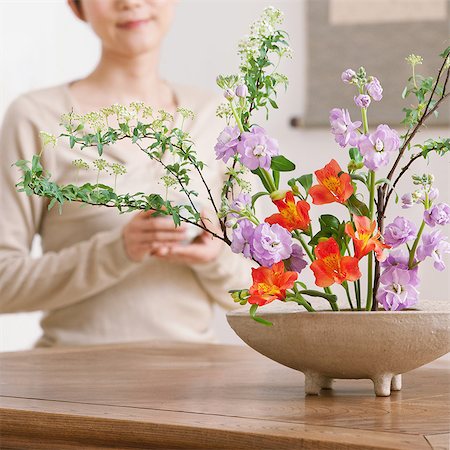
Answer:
[
  {"left": 270, "top": 190, "right": 288, "bottom": 201},
  {"left": 223, "top": 88, "right": 235, "bottom": 101},
  {"left": 429, "top": 187, "right": 439, "bottom": 202},
  {"left": 348, "top": 160, "right": 364, "bottom": 172},
  {"left": 354, "top": 94, "right": 371, "bottom": 109},
  {"left": 341, "top": 69, "right": 356, "bottom": 84},
  {"left": 401, "top": 193, "right": 414, "bottom": 209},
  {"left": 235, "top": 84, "right": 248, "bottom": 98}
]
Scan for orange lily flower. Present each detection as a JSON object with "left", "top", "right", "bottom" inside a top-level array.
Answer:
[
  {"left": 265, "top": 191, "right": 311, "bottom": 232},
  {"left": 345, "top": 215, "right": 391, "bottom": 262},
  {"left": 248, "top": 261, "right": 298, "bottom": 306},
  {"left": 309, "top": 159, "right": 354, "bottom": 205},
  {"left": 310, "top": 237, "right": 361, "bottom": 287}
]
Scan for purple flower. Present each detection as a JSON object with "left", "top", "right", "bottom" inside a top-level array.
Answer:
[
  {"left": 377, "top": 268, "right": 419, "bottom": 311},
  {"left": 358, "top": 124, "right": 400, "bottom": 170},
  {"left": 214, "top": 126, "right": 240, "bottom": 163},
  {"left": 251, "top": 222, "right": 293, "bottom": 267},
  {"left": 366, "top": 77, "right": 383, "bottom": 101},
  {"left": 423, "top": 203, "right": 450, "bottom": 227},
  {"left": 223, "top": 88, "right": 235, "bottom": 100},
  {"left": 401, "top": 193, "right": 414, "bottom": 209},
  {"left": 284, "top": 244, "right": 308, "bottom": 274},
  {"left": 417, "top": 230, "right": 450, "bottom": 271},
  {"left": 380, "top": 249, "right": 419, "bottom": 286},
  {"left": 237, "top": 126, "right": 279, "bottom": 171},
  {"left": 354, "top": 94, "right": 371, "bottom": 108},
  {"left": 329, "top": 108, "right": 362, "bottom": 148},
  {"left": 429, "top": 187, "right": 439, "bottom": 202},
  {"left": 230, "top": 219, "right": 255, "bottom": 259},
  {"left": 226, "top": 193, "right": 252, "bottom": 226},
  {"left": 384, "top": 216, "right": 417, "bottom": 248},
  {"left": 230, "top": 192, "right": 251, "bottom": 214},
  {"left": 341, "top": 69, "right": 356, "bottom": 84},
  {"left": 235, "top": 84, "right": 248, "bottom": 98}
]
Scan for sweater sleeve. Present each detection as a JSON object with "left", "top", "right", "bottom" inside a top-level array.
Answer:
[
  {"left": 190, "top": 244, "right": 256, "bottom": 310},
  {"left": 0, "top": 95, "right": 139, "bottom": 314}
]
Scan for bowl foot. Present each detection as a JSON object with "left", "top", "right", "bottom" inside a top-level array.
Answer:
[
  {"left": 305, "top": 373, "right": 334, "bottom": 395},
  {"left": 391, "top": 374, "right": 402, "bottom": 391},
  {"left": 372, "top": 374, "right": 396, "bottom": 397}
]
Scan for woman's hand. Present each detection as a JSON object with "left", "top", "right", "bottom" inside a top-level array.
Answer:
[
  {"left": 122, "top": 210, "right": 188, "bottom": 262},
  {"left": 153, "top": 211, "right": 224, "bottom": 265}
]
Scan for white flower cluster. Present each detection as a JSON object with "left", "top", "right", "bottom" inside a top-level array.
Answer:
[
  {"left": 109, "top": 162, "right": 127, "bottom": 176},
  {"left": 39, "top": 131, "right": 58, "bottom": 148},
  {"left": 71, "top": 159, "right": 90, "bottom": 171},
  {"left": 92, "top": 158, "right": 109, "bottom": 172},
  {"left": 216, "top": 102, "right": 233, "bottom": 121},
  {"left": 237, "top": 6, "right": 291, "bottom": 68},
  {"left": 161, "top": 174, "right": 178, "bottom": 188}
]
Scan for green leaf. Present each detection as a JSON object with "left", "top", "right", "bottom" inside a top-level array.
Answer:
[
  {"left": 270, "top": 155, "right": 295, "bottom": 172},
  {"left": 251, "top": 191, "right": 269, "bottom": 208},
  {"left": 268, "top": 98, "right": 278, "bottom": 109},
  {"left": 249, "top": 304, "right": 273, "bottom": 326},
  {"left": 440, "top": 46, "right": 450, "bottom": 58},
  {"left": 48, "top": 198, "right": 58, "bottom": 211},
  {"left": 349, "top": 147, "right": 363, "bottom": 164},
  {"left": 31, "top": 155, "right": 43, "bottom": 174},
  {"left": 346, "top": 195, "right": 370, "bottom": 217},
  {"left": 273, "top": 169, "right": 280, "bottom": 189},
  {"left": 297, "top": 174, "right": 313, "bottom": 194},
  {"left": 252, "top": 168, "right": 272, "bottom": 192},
  {"left": 319, "top": 214, "right": 340, "bottom": 231},
  {"left": 309, "top": 229, "right": 333, "bottom": 247},
  {"left": 401, "top": 86, "right": 409, "bottom": 99}
]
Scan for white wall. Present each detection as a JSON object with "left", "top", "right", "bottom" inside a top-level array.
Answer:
[{"left": 1, "top": 0, "right": 448, "bottom": 351}]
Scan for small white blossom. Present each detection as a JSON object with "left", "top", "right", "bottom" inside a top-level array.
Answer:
[
  {"left": 109, "top": 162, "right": 127, "bottom": 176},
  {"left": 71, "top": 159, "right": 90, "bottom": 171},
  {"left": 93, "top": 158, "right": 109, "bottom": 172},
  {"left": 39, "top": 131, "right": 57, "bottom": 148}
]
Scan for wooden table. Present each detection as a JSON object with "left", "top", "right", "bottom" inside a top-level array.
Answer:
[{"left": 0, "top": 342, "right": 448, "bottom": 450}]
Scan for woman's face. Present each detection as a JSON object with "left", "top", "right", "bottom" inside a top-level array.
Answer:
[{"left": 70, "top": 0, "right": 176, "bottom": 56}]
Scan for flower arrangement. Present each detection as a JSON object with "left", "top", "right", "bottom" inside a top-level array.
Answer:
[{"left": 16, "top": 7, "right": 450, "bottom": 325}]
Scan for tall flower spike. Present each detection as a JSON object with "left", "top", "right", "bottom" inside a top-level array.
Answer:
[
  {"left": 310, "top": 237, "right": 361, "bottom": 287},
  {"left": 309, "top": 159, "right": 354, "bottom": 205}
]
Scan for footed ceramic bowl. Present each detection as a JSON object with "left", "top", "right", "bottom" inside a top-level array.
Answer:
[{"left": 227, "top": 305, "right": 450, "bottom": 396}]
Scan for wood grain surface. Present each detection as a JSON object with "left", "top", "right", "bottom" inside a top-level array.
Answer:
[{"left": 0, "top": 341, "right": 448, "bottom": 449}]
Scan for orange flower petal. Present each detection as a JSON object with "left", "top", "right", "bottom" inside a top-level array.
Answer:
[
  {"left": 340, "top": 256, "right": 362, "bottom": 282},
  {"left": 310, "top": 259, "right": 335, "bottom": 287},
  {"left": 309, "top": 184, "right": 337, "bottom": 205}
]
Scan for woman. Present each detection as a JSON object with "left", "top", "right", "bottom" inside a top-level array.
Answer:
[{"left": 0, "top": 0, "right": 251, "bottom": 347}]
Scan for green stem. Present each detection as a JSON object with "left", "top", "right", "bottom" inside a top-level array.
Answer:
[
  {"left": 362, "top": 93, "right": 375, "bottom": 310},
  {"left": 289, "top": 294, "right": 316, "bottom": 312},
  {"left": 408, "top": 220, "right": 426, "bottom": 268},
  {"left": 293, "top": 230, "right": 314, "bottom": 262},
  {"left": 366, "top": 252, "right": 374, "bottom": 311},
  {"left": 355, "top": 280, "right": 361, "bottom": 310},
  {"left": 342, "top": 282, "right": 354, "bottom": 310},
  {"left": 230, "top": 101, "right": 244, "bottom": 133}
]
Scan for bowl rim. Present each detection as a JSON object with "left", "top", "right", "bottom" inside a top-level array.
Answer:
[{"left": 227, "top": 308, "right": 450, "bottom": 317}]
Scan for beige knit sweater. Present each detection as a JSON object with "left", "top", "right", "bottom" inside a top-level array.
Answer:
[{"left": 0, "top": 83, "right": 253, "bottom": 347}]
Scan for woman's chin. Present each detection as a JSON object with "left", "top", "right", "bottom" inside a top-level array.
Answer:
[{"left": 110, "top": 38, "right": 161, "bottom": 57}]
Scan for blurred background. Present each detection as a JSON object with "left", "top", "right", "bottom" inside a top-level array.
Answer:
[{"left": 0, "top": 0, "right": 449, "bottom": 351}]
